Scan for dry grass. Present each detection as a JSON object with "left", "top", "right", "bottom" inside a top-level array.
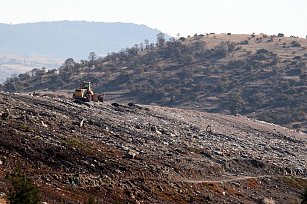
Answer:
[
  {"left": 246, "top": 178, "right": 258, "bottom": 188},
  {"left": 283, "top": 176, "right": 307, "bottom": 189},
  {"left": 207, "top": 182, "right": 225, "bottom": 194},
  {"left": 0, "top": 198, "right": 7, "bottom": 204},
  {"left": 224, "top": 184, "right": 239, "bottom": 195}
]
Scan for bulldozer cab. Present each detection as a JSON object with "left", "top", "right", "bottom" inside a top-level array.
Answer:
[
  {"left": 73, "top": 81, "right": 104, "bottom": 102},
  {"left": 81, "top": 82, "right": 91, "bottom": 90}
]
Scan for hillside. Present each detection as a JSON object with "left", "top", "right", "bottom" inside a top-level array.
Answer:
[
  {"left": 0, "top": 92, "right": 306, "bottom": 203},
  {"left": 2, "top": 34, "right": 307, "bottom": 133},
  {"left": 0, "top": 21, "right": 166, "bottom": 59}
]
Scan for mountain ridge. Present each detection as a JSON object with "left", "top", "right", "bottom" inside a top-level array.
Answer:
[{"left": 0, "top": 21, "right": 168, "bottom": 59}]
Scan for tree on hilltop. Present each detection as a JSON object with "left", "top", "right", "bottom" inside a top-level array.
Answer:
[
  {"left": 144, "top": 39, "right": 149, "bottom": 49},
  {"left": 88, "top": 52, "right": 97, "bottom": 61},
  {"left": 64, "top": 58, "right": 76, "bottom": 72},
  {"left": 157, "top": 33, "right": 166, "bottom": 47}
]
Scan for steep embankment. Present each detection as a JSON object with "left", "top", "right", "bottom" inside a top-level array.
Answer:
[{"left": 0, "top": 93, "right": 306, "bottom": 203}]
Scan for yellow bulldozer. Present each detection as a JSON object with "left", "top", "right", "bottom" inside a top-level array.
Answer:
[{"left": 73, "top": 81, "right": 104, "bottom": 102}]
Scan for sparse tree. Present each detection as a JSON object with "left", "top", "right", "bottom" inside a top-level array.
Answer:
[
  {"left": 134, "top": 44, "right": 139, "bottom": 51},
  {"left": 88, "top": 52, "right": 97, "bottom": 61},
  {"left": 18, "top": 72, "right": 31, "bottom": 80},
  {"left": 29, "top": 68, "right": 38, "bottom": 77},
  {"left": 179, "top": 54, "right": 195, "bottom": 65},
  {"left": 64, "top": 58, "right": 75, "bottom": 66},
  {"left": 3, "top": 79, "right": 17, "bottom": 92},
  {"left": 64, "top": 58, "right": 75, "bottom": 72},
  {"left": 140, "top": 42, "right": 144, "bottom": 51},
  {"left": 35, "top": 68, "right": 46, "bottom": 79},
  {"left": 156, "top": 32, "right": 166, "bottom": 47},
  {"left": 144, "top": 39, "right": 149, "bottom": 49},
  {"left": 149, "top": 43, "right": 155, "bottom": 51},
  {"left": 126, "top": 47, "right": 138, "bottom": 56},
  {"left": 228, "top": 92, "right": 246, "bottom": 114},
  {"left": 179, "top": 37, "right": 186, "bottom": 41},
  {"left": 169, "top": 37, "right": 175, "bottom": 42}
]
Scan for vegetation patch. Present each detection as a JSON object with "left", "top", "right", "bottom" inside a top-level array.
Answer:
[
  {"left": 6, "top": 167, "right": 41, "bottom": 204},
  {"left": 185, "top": 146, "right": 203, "bottom": 154},
  {"left": 18, "top": 124, "right": 34, "bottom": 132},
  {"left": 283, "top": 176, "right": 307, "bottom": 189}
]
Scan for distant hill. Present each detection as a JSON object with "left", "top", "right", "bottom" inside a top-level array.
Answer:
[
  {"left": 0, "top": 53, "right": 61, "bottom": 83},
  {"left": 0, "top": 21, "right": 167, "bottom": 59},
  {"left": 2, "top": 34, "right": 307, "bottom": 132}
]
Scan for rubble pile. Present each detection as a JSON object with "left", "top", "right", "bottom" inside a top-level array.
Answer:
[{"left": 0, "top": 92, "right": 306, "bottom": 203}]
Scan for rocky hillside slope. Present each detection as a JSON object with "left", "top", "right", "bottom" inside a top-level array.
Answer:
[{"left": 0, "top": 93, "right": 306, "bottom": 203}]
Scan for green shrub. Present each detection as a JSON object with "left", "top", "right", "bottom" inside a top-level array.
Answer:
[
  {"left": 179, "top": 54, "right": 195, "bottom": 65},
  {"left": 87, "top": 195, "right": 97, "bottom": 204},
  {"left": 301, "top": 187, "right": 307, "bottom": 204},
  {"left": 228, "top": 92, "right": 246, "bottom": 114},
  {"left": 7, "top": 167, "right": 41, "bottom": 204}
]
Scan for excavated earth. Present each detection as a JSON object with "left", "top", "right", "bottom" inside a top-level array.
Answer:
[{"left": 0, "top": 92, "right": 306, "bottom": 203}]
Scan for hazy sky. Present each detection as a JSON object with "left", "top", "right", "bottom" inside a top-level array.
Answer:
[{"left": 0, "top": 0, "right": 306, "bottom": 37}]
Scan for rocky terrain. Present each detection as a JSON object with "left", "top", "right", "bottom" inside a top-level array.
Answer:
[{"left": 0, "top": 92, "right": 306, "bottom": 203}]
